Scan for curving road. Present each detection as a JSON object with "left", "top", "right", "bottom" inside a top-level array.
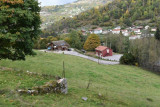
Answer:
[{"left": 40, "top": 50, "right": 119, "bottom": 65}]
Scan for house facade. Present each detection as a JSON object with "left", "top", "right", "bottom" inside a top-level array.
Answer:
[
  {"left": 133, "top": 29, "right": 141, "bottom": 33},
  {"left": 93, "top": 28, "right": 103, "bottom": 34},
  {"left": 47, "top": 40, "right": 70, "bottom": 51},
  {"left": 95, "top": 46, "right": 113, "bottom": 57},
  {"left": 89, "top": 28, "right": 103, "bottom": 34},
  {"left": 121, "top": 29, "right": 129, "bottom": 36},
  {"left": 129, "top": 35, "right": 141, "bottom": 40},
  {"left": 112, "top": 29, "right": 121, "bottom": 34},
  {"left": 81, "top": 30, "right": 87, "bottom": 35}
]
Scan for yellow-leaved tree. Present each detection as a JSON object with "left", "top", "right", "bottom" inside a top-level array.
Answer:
[{"left": 83, "top": 34, "right": 100, "bottom": 51}]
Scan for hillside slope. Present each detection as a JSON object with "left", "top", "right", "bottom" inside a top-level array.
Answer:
[
  {"left": 0, "top": 51, "right": 160, "bottom": 106},
  {"left": 40, "top": 0, "right": 112, "bottom": 29},
  {"left": 48, "top": 0, "right": 160, "bottom": 32}
]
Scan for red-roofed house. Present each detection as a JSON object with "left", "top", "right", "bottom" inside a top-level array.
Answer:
[
  {"left": 112, "top": 29, "right": 121, "bottom": 34},
  {"left": 133, "top": 29, "right": 141, "bottom": 33},
  {"left": 95, "top": 46, "right": 113, "bottom": 57},
  {"left": 94, "top": 27, "right": 103, "bottom": 34}
]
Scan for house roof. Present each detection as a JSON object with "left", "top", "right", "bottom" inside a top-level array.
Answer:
[
  {"left": 94, "top": 27, "right": 103, "bottom": 31},
  {"left": 133, "top": 29, "right": 140, "bottom": 31},
  {"left": 113, "top": 29, "right": 121, "bottom": 31},
  {"left": 95, "top": 46, "right": 108, "bottom": 51},
  {"left": 136, "top": 26, "right": 143, "bottom": 29},
  {"left": 121, "top": 29, "right": 128, "bottom": 32},
  {"left": 52, "top": 40, "right": 70, "bottom": 47}
]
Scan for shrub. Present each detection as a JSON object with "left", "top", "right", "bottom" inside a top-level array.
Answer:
[{"left": 120, "top": 53, "right": 136, "bottom": 65}]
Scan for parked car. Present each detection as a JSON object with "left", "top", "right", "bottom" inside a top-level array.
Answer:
[
  {"left": 81, "top": 49, "right": 86, "bottom": 53},
  {"left": 68, "top": 48, "right": 72, "bottom": 51}
]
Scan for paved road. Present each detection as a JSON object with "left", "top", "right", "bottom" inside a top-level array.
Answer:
[{"left": 40, "top": 50, "right": 119, "bottom": 65}]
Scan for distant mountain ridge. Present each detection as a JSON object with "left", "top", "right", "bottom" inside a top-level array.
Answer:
[
  {"left": 39, "top": 0, "right": 77, "bottom": 6},
  {"left": 48, "top": 0, "right": 160, "bottom": 32},
  {"left": 40, "top": 0, "right": 112, "bottom": 29}
]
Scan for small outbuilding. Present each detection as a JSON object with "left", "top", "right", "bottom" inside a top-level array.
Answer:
[
  {"left": 47, "top": 40, "right": 70, "bottom": 51},
  {"left": 95, "top": 46, "right": 113, "bottom": 57}
]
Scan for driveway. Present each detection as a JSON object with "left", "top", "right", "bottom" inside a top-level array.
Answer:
[
  {"left": 40, "top": 50, "right": 119, "bottom": 65},
  {"left": 102, "top": 54, "right": 123, "bottom": 62}
]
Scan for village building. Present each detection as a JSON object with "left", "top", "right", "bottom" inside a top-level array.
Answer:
[
  {"left": 81, "top": 30, "right": 87, "bottom": 35},
  {"left": 136, "top": 26, "right": 143, "bottom": 29},
  {"left": 151, "top": 28, "right": 157, "bottom": 32},
  {"left": 89, "top": 28, "right": 103, "bottom": 34},
  {"left": 115, "top": 26, "right": 121, "bottom": 29},
  {"left": 133, "top": 29, "right": 141, "bottom": 33},
  {"left": 145, "top": 25, "right": 150, "bottom": 30},
  {"left": 95, "top": 46, "right": 113, "bottom": 57},
  {"left": 112, "top": 29, "right": 121, "bottom": 34},
  {"left": 89, "top": 29, "right": 93, "bottom": 34},
  {"left": 47, "top": 40, "right": 70, "bottom": 51},
  {"left": 129, "top": 35, "right": 141, "bottom": 40},
  {"left": 93, "top": 27, "right": 103, "bottom": 34},
  {"left": 121, "top": 29, "right": 130, "bottom": 36},
  {"left": 102, "top": 30, "right": 109, "bottom": 34}
]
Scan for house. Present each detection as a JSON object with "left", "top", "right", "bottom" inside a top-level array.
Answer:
[
  {"left": 145, "top": 25, "right": 150, "bottom": 30},
  {"left": 151, "top": 28, "right": 157, "bottom": 32},
  {"left": 81, "top": 30, "right": 87, "bottom": 35},
  {"left": 93, "top": 27, "right": 103, "bottom": 34},
  {"left": 47, "top": 40, "right": 70, "bottom": 51},
  {"left": 115, "top": 26, "right": 121, "bottom": 29},
  {"left": 89, "top": 29, "right": 93, "bottom": 34},
  {"left": 136, "top": 26, "right": 143, "bottom": 29},
  {"left": 121, "top": 29, "right": 130, "bottom": 36},
  {"left": 133, "top": 29, "right": 141, "bottom": 33},
  {"left": 102, "top": 30, "right": 109, "bottom": 34},
  {"left": 95, "top": 46, "right": 113, "bottom": 57},
  {"left": 112, "top": 29, "right": 121, "bottom": 34},
  {"left": 129, "top": 35, "right": 141, "bottom": 40}
]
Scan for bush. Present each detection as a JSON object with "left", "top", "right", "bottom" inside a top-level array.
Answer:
[{"left": 120, "top": 53, "right": 136, "bottom": 65}]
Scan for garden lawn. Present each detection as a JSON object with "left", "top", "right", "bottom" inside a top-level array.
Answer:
[{"left": 0, "top": 51, "right": 160, "bottom": 107}]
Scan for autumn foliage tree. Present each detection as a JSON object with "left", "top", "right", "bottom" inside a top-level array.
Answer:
[
  {"left": 83, "top": 34, "right": 100, "bottom": 51},
  {"left": 0, "top": 0, "right": 41, "bottom": 60}
]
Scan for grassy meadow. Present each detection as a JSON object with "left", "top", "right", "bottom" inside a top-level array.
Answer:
[{"left": 0, "top": 51, "right": 160, "bottom": 107}]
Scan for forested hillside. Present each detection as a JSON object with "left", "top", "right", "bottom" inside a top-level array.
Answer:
[
  {"left": 48, "top": 0, "right": 160, "bottom": 32},
  {"left": 40, "top": 0, "right": 112, "bottom": 29}
]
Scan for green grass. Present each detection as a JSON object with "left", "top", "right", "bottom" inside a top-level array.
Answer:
[{"left": 0, "top": 51, "right": 160, "bottom": 107}]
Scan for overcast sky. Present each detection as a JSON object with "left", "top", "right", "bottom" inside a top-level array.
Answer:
[{"left": 38, "top": 0, "right": 77, "bottom": 6}]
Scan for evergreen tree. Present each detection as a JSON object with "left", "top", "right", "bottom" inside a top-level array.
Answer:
[
  {"left": 69, "top": 31, "right": 82, "bottom": 49},
  {"left": 0, "top": 0, "right": 41, "bottom": 60},
  {"left": 155, "top": 27, "right": 160, "bottom": 40}
]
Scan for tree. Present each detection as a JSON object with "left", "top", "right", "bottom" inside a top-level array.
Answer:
[
  {"left": 120, "top": 53, "right": 136, "bottom": 65},
  {"left": 69, "top": 31, "right": 82, "bottom": 49},
  {"left": 84, "top": 34, "right": 100, "bottom": 51},
  {"left": 155, "top": 27, "right": 160, "bottom": 40},
  {"left": 0, "top": 0, "right": 41, "bottom": 60}
]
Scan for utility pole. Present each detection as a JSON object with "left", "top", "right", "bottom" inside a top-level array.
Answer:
[
  {"left": 98, "top": 56, "right": 99, "bottom": 64},
  {"left": 106, "top": 36, "right": 107, "bottom": 47},
  {"left": 63, "top": 61, "right": 65, "bottom": 78}
]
